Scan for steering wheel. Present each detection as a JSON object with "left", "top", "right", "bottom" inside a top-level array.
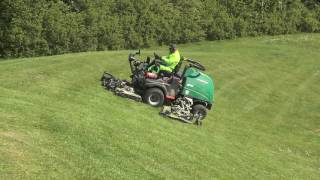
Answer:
[
  {"left": 154, "top": 52, "right": 161, "bottom": 60},
  {"left": 187, "top": 59, "right": 206, "bottom": 71}
]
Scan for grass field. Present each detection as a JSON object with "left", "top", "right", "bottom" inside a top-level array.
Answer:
[{"left": 0, "top": 34, "right": 319, "bottom": 179}]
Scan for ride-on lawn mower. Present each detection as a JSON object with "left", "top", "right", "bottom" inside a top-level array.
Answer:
[{"left": 101, "top": 50, "right": 214, "bottom": 125}]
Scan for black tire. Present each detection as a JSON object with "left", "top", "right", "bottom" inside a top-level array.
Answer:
[
  {"left": 144, "top": 88, "right": 164, "bottom": 107},
  {"left": 192, "top": 104, "right": 207, "bottom": 121}
]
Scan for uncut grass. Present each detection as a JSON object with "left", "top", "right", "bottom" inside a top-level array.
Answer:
[{"left": 0, "top": 34, "right": 320, "bottom": 179}]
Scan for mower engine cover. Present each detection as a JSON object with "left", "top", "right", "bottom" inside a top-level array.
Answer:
[{"left": 181, "top": 68, "right": 214, "bottom": 105}]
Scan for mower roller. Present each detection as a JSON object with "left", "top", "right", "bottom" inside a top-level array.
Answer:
[{"left": 101, "top": 50, "right": 214, "bottom": 125}]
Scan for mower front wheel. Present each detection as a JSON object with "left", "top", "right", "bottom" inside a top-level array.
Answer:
[
  {"left": 192, "top": 104, "right": 207, "bottom": 121},
  {"left": 144, "top": 88, "right": 164, "bottom": 107}
]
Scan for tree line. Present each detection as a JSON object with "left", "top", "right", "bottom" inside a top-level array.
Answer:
[{"left": 0, "top": 0, "right": 319, "bottom": 58}]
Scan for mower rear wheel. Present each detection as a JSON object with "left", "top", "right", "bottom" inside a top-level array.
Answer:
[
  {"left": 192, "top": 104, "right": 207, "bottom": 121},
  {"left": 144, "top": 88, "right": 164, "bottom": 107}
]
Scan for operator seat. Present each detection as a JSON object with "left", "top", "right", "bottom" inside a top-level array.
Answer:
[{"left": 171, "top": 56, "right": 184, "bottom": 78}]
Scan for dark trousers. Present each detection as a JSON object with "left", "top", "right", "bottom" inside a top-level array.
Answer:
[{"left": 159, "top": 70, "right": 172, "bottom": 77}]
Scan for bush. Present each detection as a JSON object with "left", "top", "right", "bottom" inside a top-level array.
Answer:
[
  {"left": 0, "top": 0, "right": 319, "bottom": 58},
  {"left": 299, "top": 10, "right": 320, "bottom": 32}
]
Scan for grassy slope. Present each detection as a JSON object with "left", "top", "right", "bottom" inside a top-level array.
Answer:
[{"left": 0, "top": 34, "right": 319, "bottom": 179}]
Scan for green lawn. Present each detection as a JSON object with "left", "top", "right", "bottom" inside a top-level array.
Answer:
[{"left": 0, "top": 34, "right": 319, "bottom": 179}]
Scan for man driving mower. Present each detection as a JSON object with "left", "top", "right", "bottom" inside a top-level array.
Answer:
[{"left": 148, "top": 44, "right": 181, "bottom": 76}]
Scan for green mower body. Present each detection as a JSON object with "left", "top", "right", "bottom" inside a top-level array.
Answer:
[{"left": 181, "top": 68, "right": 214, "bottom": 105}]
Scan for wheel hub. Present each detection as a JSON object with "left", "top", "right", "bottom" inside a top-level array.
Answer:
[{"left": 149, "top": 94, "right": 160, "bottom": 106}]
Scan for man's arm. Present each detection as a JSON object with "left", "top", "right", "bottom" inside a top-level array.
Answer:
[{"left": 162, "top": 51, "right": 180, "bottom": 65}]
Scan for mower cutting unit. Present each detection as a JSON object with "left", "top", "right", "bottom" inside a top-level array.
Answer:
[{"left": 101, "top": 50, "right": 214, "bottom": 125}]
